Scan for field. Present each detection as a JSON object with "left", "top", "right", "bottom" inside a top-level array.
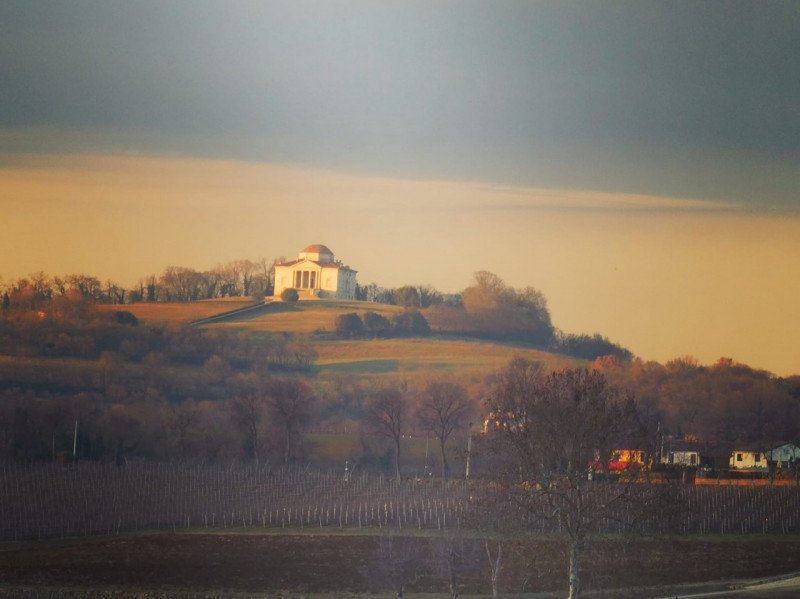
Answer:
[
  {"left": 98, "top": 298, "right": 255, "bottom": 324},
  {"left": 16, "top": 300, "right": 797, "bottom": 597},
  {"left": 3, "top": 532, "right": 800, "bottom": 598},
  {"left": 210, "top": 299, "right": 405, "bottom": 334},
  {"left": 210, "top": 301, "right": 561, "bottom": 379},
  {"left": 312, "top": 337, "right": 580, "bottom": 379},
  {"left": 112, "top": 298, "right": 584, "bottom": 380},
  {"left": 5, "top": 463, "right": 800, "bottom": 541}
]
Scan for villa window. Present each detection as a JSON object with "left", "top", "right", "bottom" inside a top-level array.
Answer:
[{"left": 736, "top": 453, "right": 743, "bottom": 462}]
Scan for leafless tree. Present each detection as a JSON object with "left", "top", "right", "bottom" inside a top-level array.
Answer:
[
  {"left": 360, "top": 535, "right": 426, "bottom": 598},
  {"left": 433, "top": 536, "right": 482, "bottom": 599},
  {"left": 484, "top": 539, "right": 503, "bottom": 598},
  {"left": 265, "top": 377, "right": 315, "bottom": 465},
  {"left": 364, "top": 385, "right": 410, "bottom": 482},
  {"left": 484, "top": 359, "right": 661, "bottom": 599},
  {"left": 229, "top": 393, "right": 266, "bottom": 463},
  {"left": 416, "top": 380, "right": 473, "bottom": 479}
]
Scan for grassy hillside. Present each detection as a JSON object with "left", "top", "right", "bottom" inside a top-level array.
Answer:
[
  {"left": 113, "top": 298, "right": 583, "bottom": 380},
  {"left": 210, "top": 299, "right": 404, "bottom": 333},
  {"left": 98, "top": 298, "right": 255, "bottom": 324},
  {"left": 312, "top": 337, "right": 580, "bottom": 379}
]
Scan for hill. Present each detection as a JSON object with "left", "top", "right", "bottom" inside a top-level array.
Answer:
[
  {"left": 102, "top": 298, "right": 582, "bottom": 381},
  {"left": 129, "top": 298, "right": 583, "bottom": 380},
  {"left": 99, "top": 298, "right": 255, "bottom": 324}
]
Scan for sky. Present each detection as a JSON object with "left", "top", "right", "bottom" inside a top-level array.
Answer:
[{"left": 0, "top": 1, "right": 798, "bottom": 375}]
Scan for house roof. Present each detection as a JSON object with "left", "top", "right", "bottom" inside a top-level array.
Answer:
[
  {"left": 302, "top": 244, "right": 333, "bottom": 255},
  {"left": 730, "top": 441, "right": 798, "bottom": 453},
  {"left": 275, "top": 258, "right": 357, "bottom": 272},
  {"left": 663, "top": 439, "right": 703, "bottom": 453}
]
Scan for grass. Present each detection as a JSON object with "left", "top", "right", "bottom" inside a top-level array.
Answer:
[
  {"left": 97, "top": 299, "right": 255, "bottom": 324},
  {"left": 101, "top": 299, "right": 586, "bottom": 381},
  {"left": 313, "top": 336, "right": 582, "bottom": 381},
  {"left": 210, "top": 299, "right": 404, "bottom": 334}
]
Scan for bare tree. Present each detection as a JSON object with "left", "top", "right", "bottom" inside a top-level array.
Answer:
[
  {"left": 484, "top": 539, "right": 503, "bottom": 599},
  {"left": 416, "top": 380, "right": 473, "bottom": 479},
  {"left": 433, "top": 536, "right": 483, "bottom": 599},
  {"left": 484, "top": 359, "right": 659, "bottom": 599},
  {"left": 229, "top": 393, "right": 266, "bottom": 463},
  {"left": 265, "top": 377, "right": 315, "bottom": 464},
  {"left": 364, "top": 385, "right": 410, "bottom": 481},
  {"left": 234, "top": 259, "right": 259, "bottom": 297},
  {"left": 360, "top": 535, "right": 426, "bottom": 598}
]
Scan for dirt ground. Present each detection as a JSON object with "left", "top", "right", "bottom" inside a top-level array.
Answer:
[{"left": 1, "top": 532, "right": 800, "bottom": 597}]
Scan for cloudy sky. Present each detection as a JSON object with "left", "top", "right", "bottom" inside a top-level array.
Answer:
[{"left": 1, "top": 1, "right": 798, "bottom": 374}]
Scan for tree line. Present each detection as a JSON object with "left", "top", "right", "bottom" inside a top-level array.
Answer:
[
  {"left": 0, "top": 259, "right": 279, "bottom": 307},
  {"left": 2, "top": 267, "right": 632, "bottom": 362},
  {"left": 1, "top": 284, "right": 798, "bottom": 466}
]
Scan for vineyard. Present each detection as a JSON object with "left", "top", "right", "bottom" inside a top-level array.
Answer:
[{"left": 3, "top": 462, "right": 800, "bottom": 541}]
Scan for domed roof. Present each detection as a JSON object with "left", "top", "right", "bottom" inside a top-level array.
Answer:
[{"left": 302, "top": 244, "right": 333, "bottom": 255}]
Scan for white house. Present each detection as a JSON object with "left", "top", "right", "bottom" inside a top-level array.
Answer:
[
  {"left": 660, "top": 439, "right": 702, "bottom": 467},
  {"left": 729, "top": 446, "right": 768, "bottom": 470},
  {"left": 273, "top": 244, "right": 357, "bottom": 300},
  {"left": 729, "top": 442, "right": 800, "bottom": 470},
  {"left": 767, "top": 443, "right": 800, "bottom": 468}
]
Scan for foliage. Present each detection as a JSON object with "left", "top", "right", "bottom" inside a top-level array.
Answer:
[
  {"left": 335, "top": 312, "right": 365, "bottom": 338},
  {"left": 592, "top": 355, "right": 800, "bottom": 444},
  {"left": 424, "top": 271, "right": 554, "bottom": 346},
  {"left": 391, "top": 310, "right": 431, "bottom": 337},
  {"left": 280, "top": 287, "right": 299, "bottom": 304},
  {"left": 554, "top": 331, "right": 632, "bottom": 361},
  {"left": 362, "top": 311, "right": 392, "bottom": 337},
  {"left": 334, "top": 310, "right": 430, "bottom": 339}
]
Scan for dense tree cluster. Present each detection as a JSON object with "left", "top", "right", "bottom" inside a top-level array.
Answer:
[
  {"left": 423, "top": 271, "right": 555, "bottom": 347},
  {"left": 334, "top": 310, "right": 431, "bottom": 339},
  {"left": 357, "top": 273, "right": 630, "bottom": 360},
  {"left": 592, "top": 355, "right": 800, "bottom": 445},
  {"left": 552, "top": 332, "right": 633, "bottom": 361},
  {"left": 355, "top": 283, "right": 445, "bottom": 308}
]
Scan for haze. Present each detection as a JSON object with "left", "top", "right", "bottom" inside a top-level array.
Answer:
[{"left": 1, "top": 1, "right": 798, "bottom": 375}]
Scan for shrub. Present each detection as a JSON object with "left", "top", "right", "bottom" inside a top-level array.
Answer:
[
  {"left": 363, "top": 311, "right": 391, "bottom": 337},
  {"left": 391, "top": 310, "right": 430, "bottom": 337},
  {"left": 280, "top": 288, "right": 299, "bottom": 305},
  {"left": 335, "top": 312, "right": 364, "bottom": 338}
]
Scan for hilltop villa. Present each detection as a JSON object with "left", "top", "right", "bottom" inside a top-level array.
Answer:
[{"left": 273, "top": 244, "right": 357, "bottom": 300}]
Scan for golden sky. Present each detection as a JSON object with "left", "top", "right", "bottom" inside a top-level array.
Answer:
[{"left": 1, "top": 152, "right": 798, "bottom": 376}]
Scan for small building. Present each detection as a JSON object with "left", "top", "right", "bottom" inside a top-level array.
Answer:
[
  {"left": 660, "top": 438, "right": 702, "bottom": 468},
  {"left": 729, "top": 442, "right": 800, "bottom": 470},
  {"left": 273, "top": 244, "right": 357, "bottom": 300},
  {"left": 730, "top": 444, "right": 768, "bottom": 470},
  {"left": 767, "top": 442, "right": 800, "bottom": 468}
]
